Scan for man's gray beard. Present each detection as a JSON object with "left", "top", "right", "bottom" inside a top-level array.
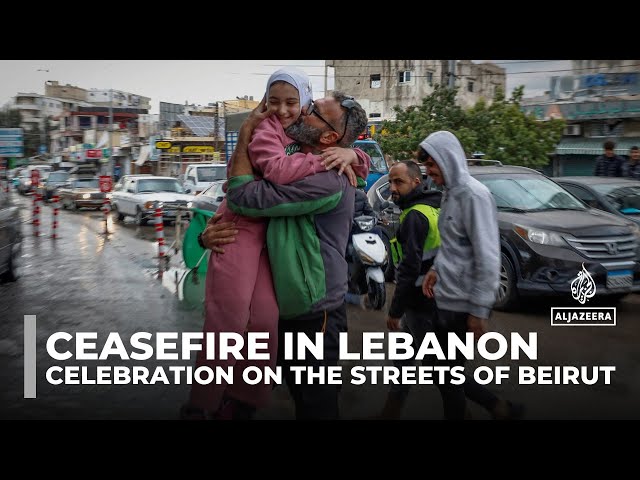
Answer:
[{"left": 285, "top": 120, "right": 323, "bottom": 147}]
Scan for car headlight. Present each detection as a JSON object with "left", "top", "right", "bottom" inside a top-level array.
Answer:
[
  {"left": 356, "top": 217, "right": 375, "bottom": 231},
  {"left": 82, "top": 193, "right": 90, "bottom": 199},
  {"left": 186, "top": 201, "right": 193, "bottom": 209},
  {"left": 514, "top": 225, "right": 568, "bottom": 247}
]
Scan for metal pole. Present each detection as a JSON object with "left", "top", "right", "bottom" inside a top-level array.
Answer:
[
  {"left": 324, "top": 62, "right": 328, "bottom": 96},
  {"left": 108, "top": 89, "right": 113, "bottom": 177},
  {"left": 448, "top": 60, "right": 457, "bottom": 89}
]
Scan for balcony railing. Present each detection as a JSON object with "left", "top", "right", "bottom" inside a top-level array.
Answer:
[{"left": 15, "top": 103, "right": 41, "bottom": 111}]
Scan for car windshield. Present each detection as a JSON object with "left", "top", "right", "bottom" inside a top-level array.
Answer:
[
  {"left": 355, "top": 142, "right": 387, "bottom": 173},
  {"left": 197, "top": 167, "right": 226, "bottom": 182},
  {"left": 48, "top": 172, "right": 69, "bottom": 182},
  {"left": 137, "top": 179, "right": 184, "bottom": 193},
  {"left": 476, "top": 174, "right": 586, "bottom": 211},
  {"left": 592, "top": 183, "right": 640, "bottom": 212},
  {"left": 74, "top": 178, "right": 99, "bottom": 188}
]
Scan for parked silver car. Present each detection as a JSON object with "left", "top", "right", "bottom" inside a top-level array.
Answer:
[
  {"left": 0, "top": 188, "right": 21, "bottom": 282},
  {"left": 190, "top": 180, "right": 226, "bottom": 213}
]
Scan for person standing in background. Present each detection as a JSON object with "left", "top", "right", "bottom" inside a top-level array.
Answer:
[
  {"left": 594, "top": 140, "right": 624, "bottom": 177},
  {"left": 624, "top": 146, "right": 640, "bottom": 179}
]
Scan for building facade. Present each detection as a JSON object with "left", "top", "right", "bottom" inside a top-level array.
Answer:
[
  {"left": 327, "top": 60, "right": 506, "bottom": 124},
  {"left": 522, "top": 60, "right": 640, "bottom": 176}
]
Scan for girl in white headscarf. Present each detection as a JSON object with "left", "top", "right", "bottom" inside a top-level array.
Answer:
[{"left": 184, "top": 67, "right": 370, "bottom": 419}]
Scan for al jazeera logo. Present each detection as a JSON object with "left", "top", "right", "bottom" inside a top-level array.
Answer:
[{"left": 551, "top": 264, "right": 616, "bottom": 326}]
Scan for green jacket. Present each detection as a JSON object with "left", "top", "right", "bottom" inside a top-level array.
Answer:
[{"left": 226, "top": 172, "right": 355, "bottom": 319}]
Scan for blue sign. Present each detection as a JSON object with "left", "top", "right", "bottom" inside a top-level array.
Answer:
[
  {"left": 39, "top": 144, "right": 47, "bottom": 154},
  {"left": 0, "top": 128, "right": 24, "bottom": 157},
  {"left": 225, "top": 131, "right": 238, "bottom": 164}
]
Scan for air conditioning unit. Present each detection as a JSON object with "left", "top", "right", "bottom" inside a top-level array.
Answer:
[{"left": 564, "top": 124, "right": 581, "bottom": 136}]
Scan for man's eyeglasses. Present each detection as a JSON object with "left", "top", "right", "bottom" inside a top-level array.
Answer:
[
  {"left": 337, "top": 96, "right": 356, "bottom": 144},
  {"left": 307, "top": 96, "right": 357, "bottom": 144},
  {"left": 307, "top": 100, "right": 339, "bottom": 135}
]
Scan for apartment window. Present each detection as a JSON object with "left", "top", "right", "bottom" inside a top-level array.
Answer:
[
  {"left": 467, "top": 81, "right": 474, "bottom": 93},
  {"left": 370, "top": 74, "right": 381, "bottom": 88},
  {"left": 588, "top": 122, "right": 624, "bottom": 138},
  {"left": 398, "top": 71, "right": 412, "bottom": 84},
  {"left": 426, "top": 72, "right": 434, "bottom": 86}
]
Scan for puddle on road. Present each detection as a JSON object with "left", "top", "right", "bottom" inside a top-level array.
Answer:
[{"left": 160, "top": 266, "right": 206, "bottom": 312}]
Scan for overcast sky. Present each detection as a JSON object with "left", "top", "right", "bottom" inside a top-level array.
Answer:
[{"left": 0, "top": 60, "right": 572, "bottom": 114}]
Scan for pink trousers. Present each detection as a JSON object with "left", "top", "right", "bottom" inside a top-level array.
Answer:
[{"left": 188, "top": 200, "right": 279, "bottom": 411}]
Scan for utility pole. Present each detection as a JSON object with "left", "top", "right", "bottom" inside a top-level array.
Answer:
[
  {"left": 40, "top": 116, "right": 46, "bottom": 157},
  {"left": 214, "top": 101, "right": 219, "bottom": 163},
  {"left": 36, "top": 70, "right": 49, "bottom": 157},
  {"left": 448, "top": 60, "right": 457, "bottom": 89},
  {"left": 324, "top": 61, "right": 328, "bottom": 96},
  {"left": 108, "top": 88, "right": 113, "bottom": 176}
]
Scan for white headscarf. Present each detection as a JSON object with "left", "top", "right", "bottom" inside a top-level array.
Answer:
[{"left": 266, "top": 67, "right": 313, "bottom": 110}]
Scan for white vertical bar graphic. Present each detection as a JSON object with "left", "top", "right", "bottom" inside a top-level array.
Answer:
[{"left": 24, "top": 315, "right": 36, "bottom": 398}]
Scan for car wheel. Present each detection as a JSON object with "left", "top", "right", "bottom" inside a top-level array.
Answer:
[
  {"left": 380, "top": 232, "right": 395, "bottom": 282},
  {"left": 112, "top": 203, "right": 125, "bottom": 221},
  {"left": 494, "top": 252, "right": 519, "bottom": 311},
  {"left": 135, "top": 208, "right": 147, "bottom": 226},
  {"left": 1, "top": 237, "right": 22, "bottom": 282}
]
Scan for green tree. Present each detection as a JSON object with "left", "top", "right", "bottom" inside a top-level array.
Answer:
[
  {"left": 0, "top": 108, "right": 22, "bottom": 128},
  {"left": 377, "top": 84, "right": 469, "bottom": 160},
  {"left": 377, "top": 85, "right": 565, "bottom": 169},
  {"left": 466, "top": 86, "right": 565, "bottom": 169},
  {"left": 23, "top": 124, "right": 42, "bottom": 158}
]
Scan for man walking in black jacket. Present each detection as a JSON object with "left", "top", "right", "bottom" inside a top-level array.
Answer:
[{"left": 378, "top": 160, "right": 443, "bottom": 418}]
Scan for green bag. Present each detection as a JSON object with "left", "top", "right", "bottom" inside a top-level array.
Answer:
[{"left": 182, "top": 208, "right": 213, "bottom": 272}]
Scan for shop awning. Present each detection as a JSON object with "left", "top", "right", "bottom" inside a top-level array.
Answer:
[{"left": 556, "top": 137, "right": 640, "bottom": 155}]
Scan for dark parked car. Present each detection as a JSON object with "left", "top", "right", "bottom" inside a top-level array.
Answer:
[
  {"left": 368, "top": 164, "right": 640, "bottom": 310},
  {"left": 190, "top": 180, "right": 226, "bottom": 213},
  {"left": 556, "top": 176, "right": 640, "bottom": 226},
  {"left": 41, "top": 170, "right": 70, "bottom": 201},
  {"left": 0, "top": 188, "right": 22, "bottom": 282}
]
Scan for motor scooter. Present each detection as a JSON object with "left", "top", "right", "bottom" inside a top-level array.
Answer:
[{"left": 347, "top": 213, "right": 388, "bottom": 310}]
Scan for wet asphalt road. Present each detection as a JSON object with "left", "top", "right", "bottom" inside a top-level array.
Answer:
[{"left": 1, "top": 194, "right": 639, "bottom": 420}]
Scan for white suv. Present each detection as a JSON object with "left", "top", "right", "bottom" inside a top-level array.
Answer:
[{"left": 182, "top": 164, "right": 226, "bottom": 195}]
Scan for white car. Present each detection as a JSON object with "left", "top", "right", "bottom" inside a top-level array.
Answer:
[
  {"left": 182, "top": 163, "right": 227, "bottom": 195},
  {"left": 110, "top": 175, "right": 195, "bottom": 225}
]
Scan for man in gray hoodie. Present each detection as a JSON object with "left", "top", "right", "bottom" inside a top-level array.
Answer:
[{"left": 418, "top": 130, "right": 519, "bottom": 420}]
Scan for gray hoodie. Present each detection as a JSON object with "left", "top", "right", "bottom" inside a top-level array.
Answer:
[{"left": 419, "top": 131, "right": 500, "bottom": 319}]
